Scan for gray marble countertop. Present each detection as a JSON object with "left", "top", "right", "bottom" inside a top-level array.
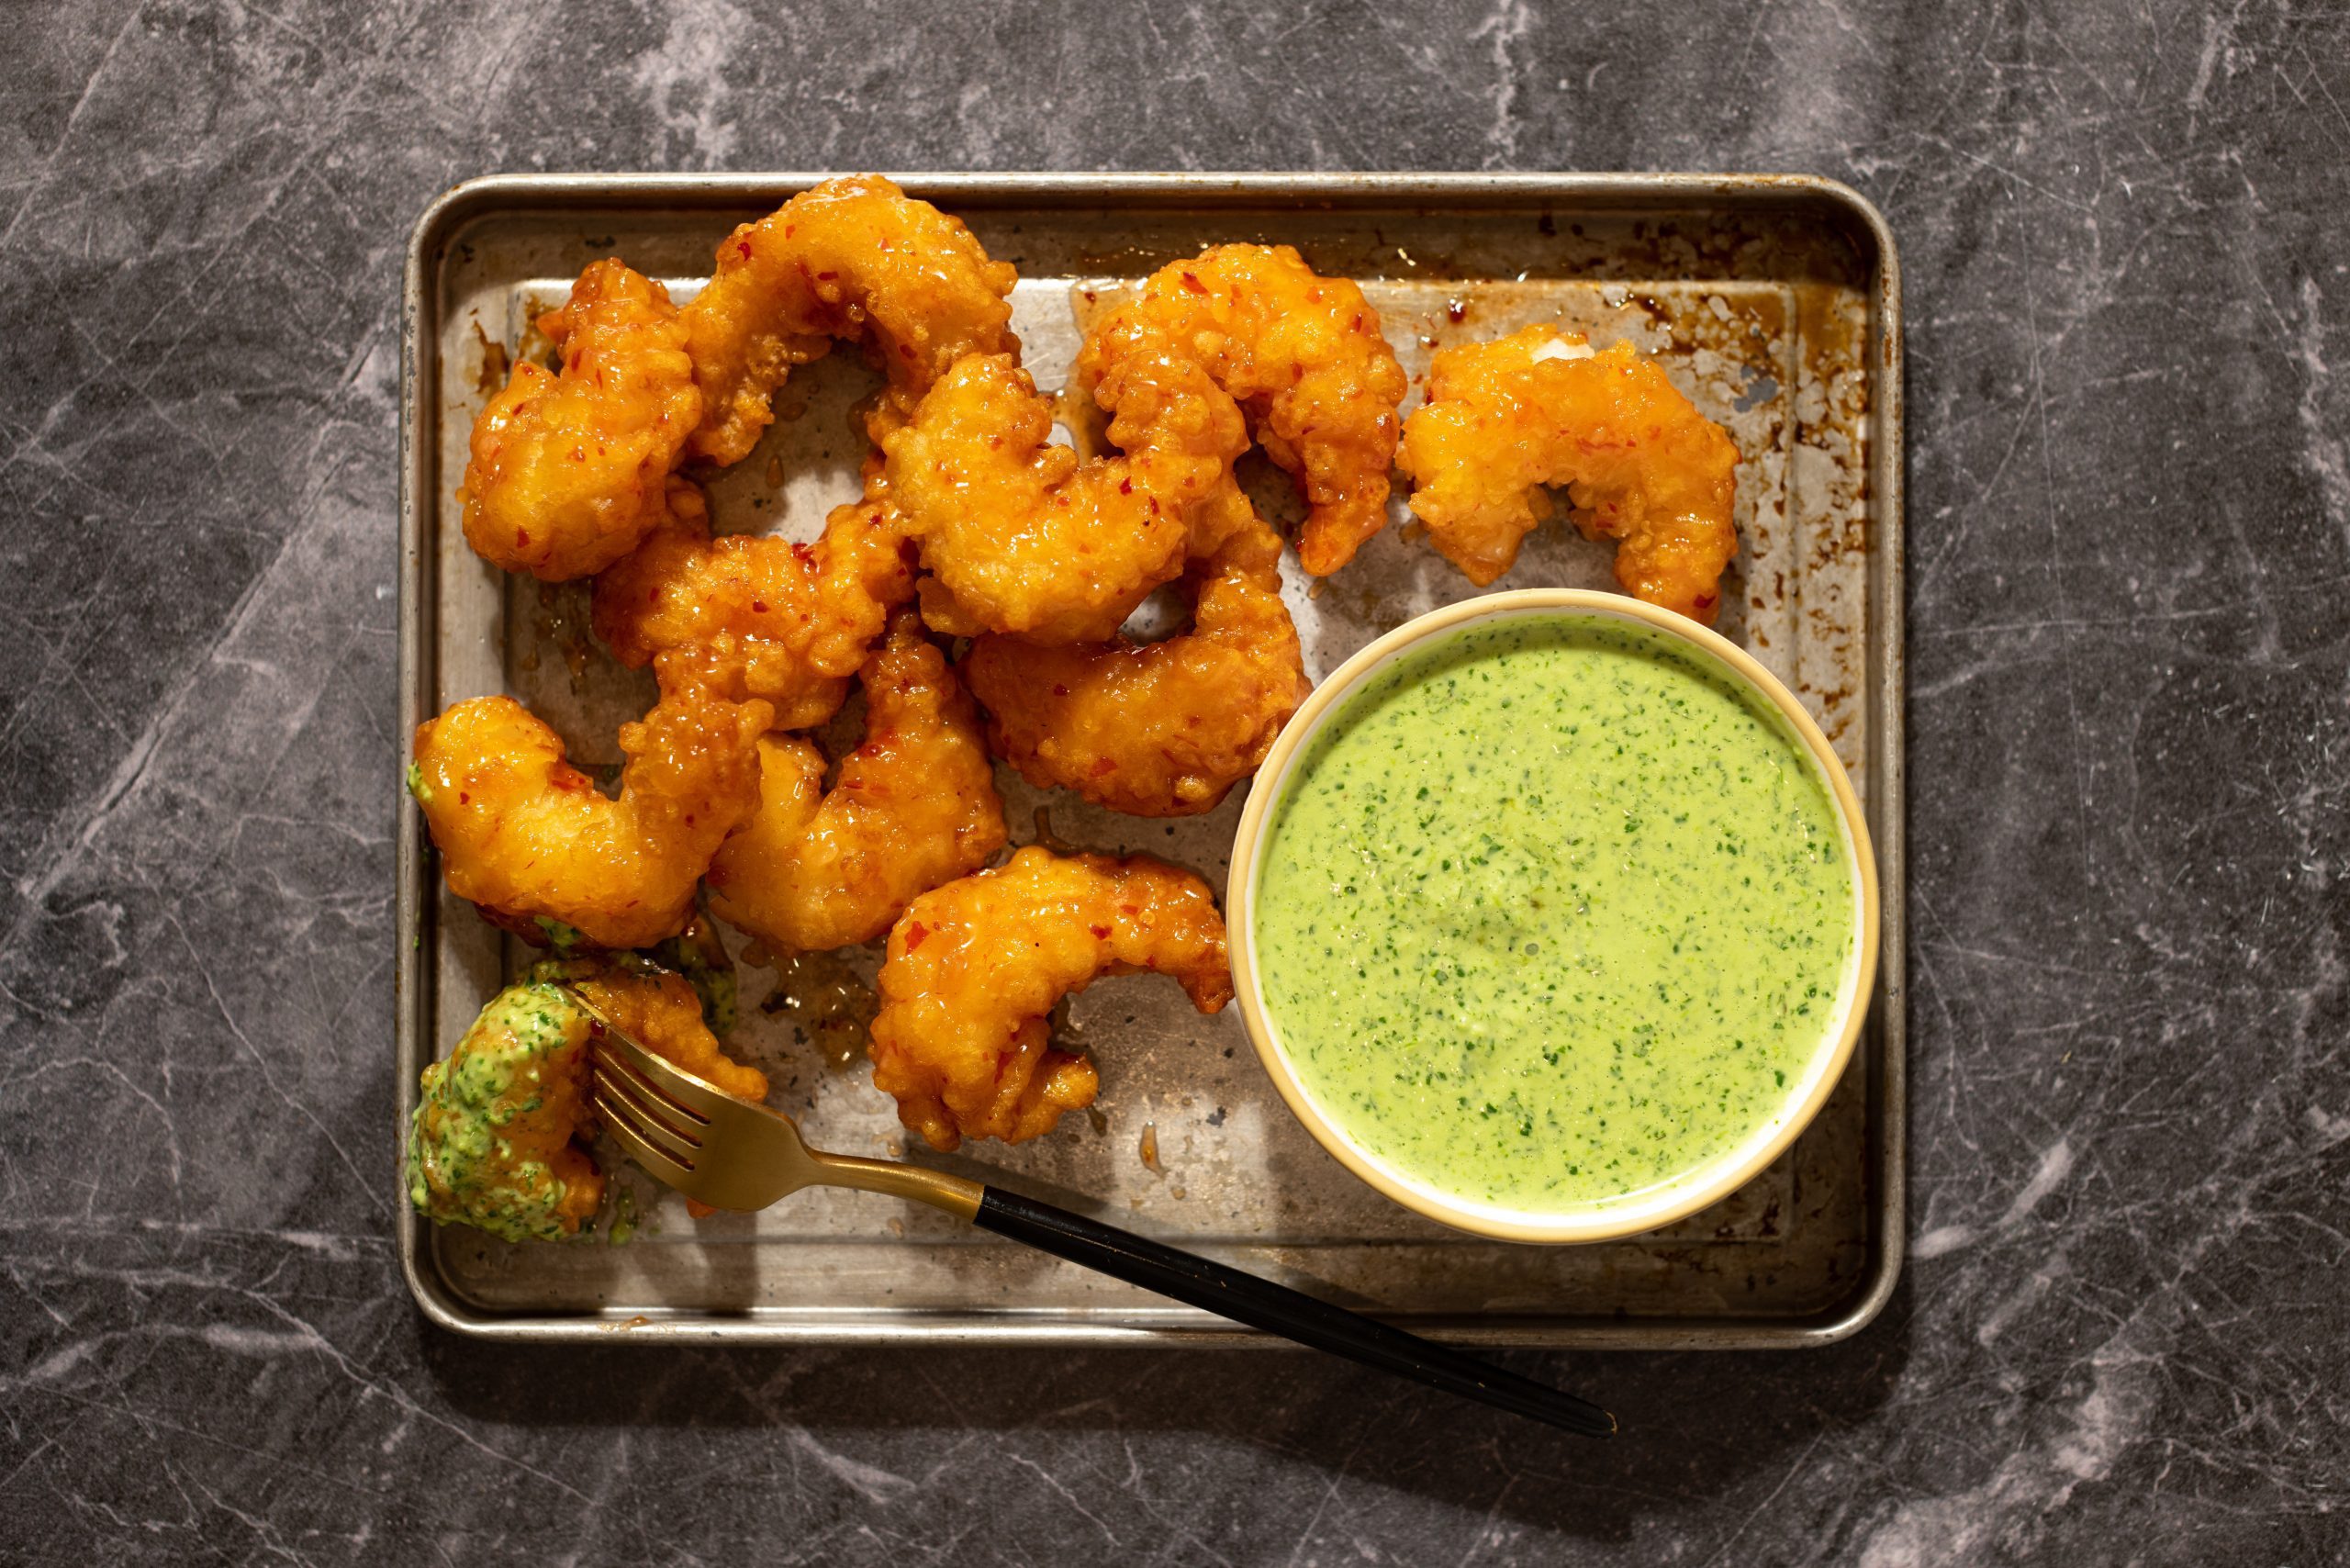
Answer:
[{"left": 6, "top": 2, "right": 2346, "bottom": 1562}]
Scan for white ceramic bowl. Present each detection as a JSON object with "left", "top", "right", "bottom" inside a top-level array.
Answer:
[{"left": 1228, "top": 589, "right": 1881, "bottom": 1245}]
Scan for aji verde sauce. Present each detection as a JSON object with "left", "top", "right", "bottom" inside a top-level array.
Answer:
[
  {"left": 407, "top": 980, "right": 599, "bottom": 1242},
  {"left": 1253, "top": 613, "right": 1855, "bottom": 1212}
]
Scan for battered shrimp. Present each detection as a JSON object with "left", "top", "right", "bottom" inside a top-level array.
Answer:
[
  {"left": 406, "top": 962, "right": 767, "bottom": 1241},
  {"left": 1399, "top": 330, "right": 1740, "bottom": 623},
  {"left": 408, "top": 980, "right": 602, "bottom": 1241},
  {"left": 682, "top": 174, "right": 1021, "bottom": 465},
  {"left": 409, "top": 689, "right": 770, "bottom": 951},
  {"left": 882, "top": 351, "right": 1247, "bottom": 643},
  {"left": 592, "top": 479, "right": 914, "bottom": 730},
  {"left": 867, "top": 846, "right": 1233, "bottom": 1150},
  {"left": 550, "top": 958, "right": 770, "bottom": 1101},
  {"left": 1075, "top": 243, "right": 1407, "bottom": 576},
  {"left": 462, "top": 260, "right": 701, "bottom": 581},
  {"left": 708, "top": 615, "right": 1007, "bottom": 954},
  {"left": 962, "top": 515, "right": 1306, "bottom": 818}
]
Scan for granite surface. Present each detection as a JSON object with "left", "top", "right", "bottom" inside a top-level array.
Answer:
[{"left": 4, "top": 0, "right": 2347, "bottom": 1562}]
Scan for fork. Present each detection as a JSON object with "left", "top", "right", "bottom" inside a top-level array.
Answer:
[{"left": 577, "top": 995, "right": 1616, "bottom": 1438}]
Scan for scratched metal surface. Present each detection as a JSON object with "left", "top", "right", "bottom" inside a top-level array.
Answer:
[{"left": 397, "top": 174, "right": 1903, "bottom": 1346}]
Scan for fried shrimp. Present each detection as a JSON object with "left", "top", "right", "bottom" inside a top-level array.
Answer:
[
  {"left": 408, "top": 980, "right": 603, "bottom": 1241},
  {"left": 461, "top": 260, "right": 702, "bottom": 581},
  {"left": 867, "top": 846, "right": 1233, "bottom": 1150},
  {"left": 708, "top": 615, "right": 1007, "bottom": 954},
  {"left": 1398, "top": 330, "right": 1740, "bottom": 623},
  {"left": 407, "top": 963, "right": 768, "bottom": 1241},
  {"left": 1076, "top": 243, "right": 1408, "bottom": 576},
  {"left": 882, "top": 351, "right": 1248, "bottom": 643},
  {"left": 592, "top": 479, "right": 914, "bottom": 730},
  {"left": 548, "top": 958, "right": 770, "bottom": 1101},
  {"left": 409, "top": 689, "right": 770, "bottom": 951},
  {"left": 681, "top": 174, "right": 1021, "bottom": 465},
  {"left": 962, "top": 515, "right": 1306, "bottom": 818}
]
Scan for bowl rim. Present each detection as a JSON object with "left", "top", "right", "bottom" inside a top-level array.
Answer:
[{"left": 1226, "top": 588, "right": 1883, "bottom": 1246}]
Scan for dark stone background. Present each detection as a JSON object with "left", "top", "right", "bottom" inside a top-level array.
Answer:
[{"left": 4, "top": 2, "right": 2344, "bottom": 1562}]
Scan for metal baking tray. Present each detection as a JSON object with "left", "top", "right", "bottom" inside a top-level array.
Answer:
[{"left": 397, "top": 173, "right": 1904, "bottom": 1348}]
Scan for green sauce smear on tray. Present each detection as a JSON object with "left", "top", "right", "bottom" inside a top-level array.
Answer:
[{"left": 1254, "top": 612, "right": 1855, "bottom": 1212}]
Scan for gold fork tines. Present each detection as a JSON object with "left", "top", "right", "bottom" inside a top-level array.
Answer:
[
  {"left": 572, "top": 991, "right": 982, "bottom": 1220},
  {"left": 591, "top": 1047, "right": 709, "bottom": 1179},
  {"left": 562, "top": 985, "right": 1615, "bottom": 1436}
]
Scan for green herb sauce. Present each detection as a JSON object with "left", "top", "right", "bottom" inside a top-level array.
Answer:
[
  {"left": 1254, "top": 613, "right": 1854, "bottom": 1212},
  {"left": 406, "top": 981, "right": 593, "bottom": 1241}
]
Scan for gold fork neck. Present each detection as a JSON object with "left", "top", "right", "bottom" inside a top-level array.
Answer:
[{"left": 805, "top": 1150, "right": 984, "bottom": 1222}]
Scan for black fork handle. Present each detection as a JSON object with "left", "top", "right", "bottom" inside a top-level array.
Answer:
[{"left": 972, "top": 1187, "right": 1615, "bottom": 1437}]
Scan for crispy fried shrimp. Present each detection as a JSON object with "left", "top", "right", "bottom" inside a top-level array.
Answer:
[
  {"left": 882, "top": 351, "right": 1249, "bottom": 643},
  {"left": 407, "top": 962, "right": 769, "bottom": 1241},
  {"left": 1076, "top": 243, "right": 1407, "bottom": 577},
  {"left": 708, "top": 615, "right": 1007, "bottom": 953},
  {"left": 1399, "top": 330, "right": 1740, "bottom": 623},
  {"left": 867, "top": 846, "right": 1233, "bottom": 1150},
  {"left": 592, "top": 479, "right": 914, "bottom": 729},
  {"left": 408, "top": 980, "right": 603, "bottom": 1241},
  {"left": 681, "top": 174, "right": 1020, "bottom": 465},
  {"left": 461, "top": 260, "right": 702, "bottom": 581},
  {"left": 548, "top": 958, "right": 770, "bottom": 1101},
  {"left": 962, "top": 515, "right": 1306, "bottom": 818},
  {"left": 409, "top": 689, "right": 771, "bottom": 950}
]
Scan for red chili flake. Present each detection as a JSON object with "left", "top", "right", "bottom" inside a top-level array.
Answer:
[
  {"left": 750, "top": 599, "right": 768, "bottom": 613},
  {"left": 1180, "top": 271, "right": 1205, "bottom": 294},
  {"left": 458, "top": 791, "right": 469, "bottom": 805},
  {"left": 1118, "top": 477, "right": 1133, "bottom": 495},
  {"left": 1089, "top": 924, "right": 1112, "bottom": 940},
  {"left": 1445, "top": 301, "right": 1466, "bottom": 324},
  {"left": 515, "top": 529, "right": 531, "bottom": 546},
  {"left": 815, "top": 270, "right": 837, "bottom": 280},
  {"left": 737, "top": 239, "right": 755, "bottom": 261},
  {"left": 1089, "top": 758, "right": 1118, "bottom": 777},
  {"left": 903, "top": 921, "right": 930, "bottom": 952}
]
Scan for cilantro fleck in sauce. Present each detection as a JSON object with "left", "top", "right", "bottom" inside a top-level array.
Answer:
[
  {"left": 1252, "top": 611, "right": 1857, "bottom": 1215},
  {"left": 407, "top": 981, "right": 599, "bottom": 1242}
]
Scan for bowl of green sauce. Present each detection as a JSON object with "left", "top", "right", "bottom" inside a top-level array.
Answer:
[{"left": 1230, "top": 589, "right": 1879, "bottom": 1244}]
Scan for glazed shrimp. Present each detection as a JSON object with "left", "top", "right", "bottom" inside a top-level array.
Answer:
[
  {"left": 961, "top": 514, "right": 1306, "bottom": 818},
  {"left": 407, "top": 980, "right": 604, "bottom": 1242},
  {"left": 881, "top": 351, "right": 1248, "bottom": 643},
  {"left": 867, "top": 846, "right": 1233, "bottom": 1150},
  {"left": 1399, "top": 329, "right": 1740, "bottom": 623},
  {"left": 462, "top": 260, "right": 702, "bottom": 580},
  {"left": 591, "top": 479, "right": 915, "bottom": 731},
  {"left": 1075, "top": 243, "right": 1408, "bottom": 576},
  {"left": 408, "top": 962, "right": 767, "bottom": 1242},
  {"left": 707, "top": 615, "right": 1007, "bottom": 955},
  {"left": 409, "top": 689, "right": 770, "bottom": 951},
  {"left": 550, "top": 958, "right": 769, "bottom": 1102},
  {"left": 681, "top": 174, "right": 1021, "bottom": 465}
]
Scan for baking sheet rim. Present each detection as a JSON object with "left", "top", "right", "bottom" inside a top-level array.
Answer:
[{"left": 395, "top": 169, "right": 1906, "bottom": 1350}]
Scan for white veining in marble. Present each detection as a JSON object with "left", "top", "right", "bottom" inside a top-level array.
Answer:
[{"left": 3, "top": 1, "right": 2346, "bottom": 1562}]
